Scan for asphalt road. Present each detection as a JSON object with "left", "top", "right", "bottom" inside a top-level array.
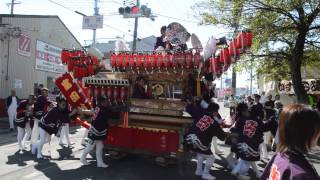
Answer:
[
  {"left": 0, "top": 127, "right": 265, "bottom": 180},
  {"left": 0, "top": 102, "right": 319, "bottom": 180}
]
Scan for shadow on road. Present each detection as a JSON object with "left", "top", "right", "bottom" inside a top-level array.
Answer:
[{"left": 6, "top": 150, "right": 34, "bottom": 167}]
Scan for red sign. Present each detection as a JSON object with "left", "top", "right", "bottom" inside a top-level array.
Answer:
[
  {"left": 55, "top": 73, "right": 92, "bottom": 109},
  {"left": 17, "top": 34, "right": 31, "bottom": 57}
]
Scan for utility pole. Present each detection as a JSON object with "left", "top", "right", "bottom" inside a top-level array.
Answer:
[
  {"left": 10, "top": 0, "right": 14, "bottom": 14},
  {"left": 132, "top": 0, "right": 140, "bottom": 52},
  {"left": 250, "top": 58, "right": 253, "bottom": 95},
  {"left": 7, "top": 0, "right": 20, "bottom": 15},
  {"left": 231, "top": 3, "right": 243, "bottom": 96},
  {"left": 92, "top": 0, "right": 98, "bottom": 47}
]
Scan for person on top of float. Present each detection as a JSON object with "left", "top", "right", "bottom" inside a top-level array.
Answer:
[
  {"left": 154, "top": 26, "right": 172, "bottom": 51},
  {"left": 35, "top": 96, "right": 78, "bottom": 159},
  {"left": 80, "top": 95, "right": 120, "bottom": 168},
  {"left": 184, "top": 100, "right": 228, "bottom": 180},
  {"left": 15, "top": 94, "right": 35, "bottom": 153}
]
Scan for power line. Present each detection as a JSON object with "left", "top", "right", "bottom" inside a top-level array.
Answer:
[
  {"left": 102, "top": 24, "right": 153, "bottom": 47},
  {"left": 153, "top": 13, "right": 199, "bottom": 24},
  {"left": 47, "top": 0, "right": 74, "bottom": 11}
]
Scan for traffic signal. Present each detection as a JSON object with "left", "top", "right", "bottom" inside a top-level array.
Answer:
[{"left": 118, "top": 5, "right": 151, "bottom": 18}]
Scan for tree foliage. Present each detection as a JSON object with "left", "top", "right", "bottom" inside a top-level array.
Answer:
[{"left": 194, "top": 0, "right": 320, "bottom": 103}]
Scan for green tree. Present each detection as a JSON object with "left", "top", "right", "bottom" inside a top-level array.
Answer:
[{"left": 194, "top": 0, "right": 320, "bottom": 103}]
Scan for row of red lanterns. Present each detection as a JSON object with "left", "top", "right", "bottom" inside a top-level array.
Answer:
[
  {"left": 88, "top": 86, "right": 129, "bottom": 102},
  {"left": 61, "top": 49, "right": 100, "bottom": 79},
  {"left": 110, "top": 51, "right": 202, "bottom": 70},
  {"left": 209, "top": 31, "right": 253, "bottom": 76}
]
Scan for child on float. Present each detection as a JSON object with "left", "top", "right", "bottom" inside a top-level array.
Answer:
[
  {"left": 184, "top": 100, "right": 227, "bottom": 180},
  {"left": 35, "top": 96, "right": 78, "bottom": 159},
  {"left": 261, "top": 104, "right": 320, "bottom": 179},
  {"left": 15, "top": 95, "right": 35, "bottom": 153},
  {"left": 80, "top": 95, "right": 120, "bottom": 168},
  {"left": 230, "top": 103, "right": 263, "bottom": 178}
]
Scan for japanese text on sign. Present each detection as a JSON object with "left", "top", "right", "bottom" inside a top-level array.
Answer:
[{"left": 278, "top": 79, "right": 320, "bottom": 94}]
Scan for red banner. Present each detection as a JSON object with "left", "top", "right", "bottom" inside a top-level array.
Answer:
[{"left": 55, "top": 73, "right": 92, "bottom": 109}]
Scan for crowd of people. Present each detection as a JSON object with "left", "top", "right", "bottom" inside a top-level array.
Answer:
[
  {"left": 184, "top": 91, "right": 320, "bottom": 180},
  {"left": 4, "top": 86, "right": 320, "bottom": 179}
]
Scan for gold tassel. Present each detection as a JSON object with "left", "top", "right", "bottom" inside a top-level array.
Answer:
[{"left": 196, "top": 78, "right": 201, "bottom": 97}]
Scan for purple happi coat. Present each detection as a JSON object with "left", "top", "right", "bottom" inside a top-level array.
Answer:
[{"left": 261, "top": 150, "right": 320, "bottom": 180}]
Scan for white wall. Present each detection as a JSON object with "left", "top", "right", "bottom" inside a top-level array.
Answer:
[{"left": 0, "top": 15, "right": 81, "bottom": 98}]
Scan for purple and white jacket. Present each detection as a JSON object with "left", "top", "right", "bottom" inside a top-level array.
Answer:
[{"left": 261, "top": 150, "right": 320, "bottom": 180}]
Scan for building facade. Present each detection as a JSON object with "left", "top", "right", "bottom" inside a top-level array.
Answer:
[{"left": 0, "top": 14, "right": 81, "bottom": 99}]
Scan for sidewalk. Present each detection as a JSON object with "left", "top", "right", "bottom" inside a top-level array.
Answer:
[{"left": 0, "top": 117, "right": 12, "bottom": 134}]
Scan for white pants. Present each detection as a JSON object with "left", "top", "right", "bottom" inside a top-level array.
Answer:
[
  {"left": 195, "top": 153, "right": 216, "bottom": 179},
  {"left": 212, "top": 137, "right": 222, "bottom": 153},
  {"left": 7, "top": 107, "right": 17, "bottom": 129},
  {"left": 36, "top": 127, "right": 51, "bottom": 158},
  {"left": 59, "top": 123, "right": 71, "bottom": 145},
  {"left": 17, "top": 122, "right": 32, "bottom": 151},
  {"left": 31, "top": 118, "right": 40, "bottom": 145},
  {"left": 81, "top": 140, "right": 107, "bottom": 167},
  {"left": 81, "top": 129, "right": 89, "bottom": 145},
  {"left": 232, "top": 159, "right": 260, "bottom": 176}
]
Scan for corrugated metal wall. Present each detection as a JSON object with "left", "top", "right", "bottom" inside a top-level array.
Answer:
[{"left": 0, "top": 16, "right": 81, "bottom": 99}]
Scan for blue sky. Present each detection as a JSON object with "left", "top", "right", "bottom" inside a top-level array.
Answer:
[{"left": 0, "top": 0, "right": 254, "bottom": 89}]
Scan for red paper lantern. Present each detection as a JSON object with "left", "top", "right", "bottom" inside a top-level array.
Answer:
[
  {"left": 61, "top": 49, "right": 71, "bottom": 64},
  {"left": 111, "top": 53, "right": 117, "bottom": 68},
  {"left": 72, "top": 50, "right": 85, "bottom": 57},
  {"left": 186, "top": 51, "right": 193, "bottom": 68},
  {"left": 73, "top": 66, "right": 79, "bottom": 78},
  {"left": 106, "top": 86, "right": 113, "bottom": 100},
  {"left": 163, "top": 53, "right": 171, "bottom": 68},
  {"left": 245, "top": 31, "right": 253, "bottom": 47},
  {"left": 228, "top": 40, "right": 240, "bottom": 57},
  {"left": 219, "top": 48, "right": 231, "bottom": 64},
  {"left": 116, "top": 53, "right": 123, "bottom": 68},
  {"left": 87, "top": 65, "right": 94, "bottom": 76},
  {"left": 136, "top": 54, "right": 143, "bottom": 68},
  {"left": 157, "top": 53, "right": 164, "bottom": 68},
  {"left": 175, "top": 52, "right": 186, "bottom": 67},
  {"left": 215, "top": 58, "right": 223, "bottom": 74},
  {"left": 172, "top": 53, "right": 179, "bottom": 68},
  {"left": 92, "top": 56, "right": 99, "bottom": 66},
  {"left": 120, "top": 87, "right": 128, "bottom": 101},
  {"left": 129, "top": 54, "right": 135, "bottom": 68},
  {"left": 122, "top": 53, "right": 130, "bottom": 68},
  {"left": 209, "top": 57, "right": 214, "bottom": 73},
  {"left": 151, "top": 53, "right": 158, "bottom": 68},
  {"left": 236, "top": 32, "right": 247, "bottom": 49},
  {"left": 143, "top": 54, "right": 151, "bottom": 68},
  {"left": 94, "top": 86, "right": 101, "bottom": 97},
  {"left": 193, "top": 51, "right": 201, "bottom": 68},
  {"left": 67, "top": 59, "right": 74, "bottom": 72}
]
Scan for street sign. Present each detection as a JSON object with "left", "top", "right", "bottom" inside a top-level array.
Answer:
[
  {"left": 82, "top": 15, "right": 103, "bottom": 29},
  {"left": 17, "top": 33, "right": 31, "bottom": 57}
]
